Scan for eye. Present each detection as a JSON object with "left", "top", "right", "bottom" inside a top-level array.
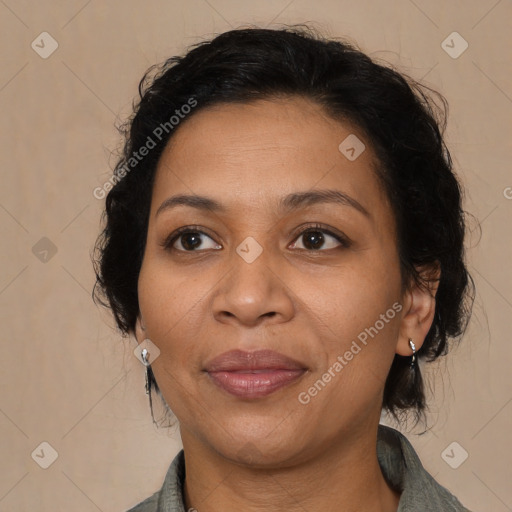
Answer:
[
  {"left": 162, "top": 223, "right": 350, "bottom": 253},
  {"left": 163, "top": 227, "right": 222, "bottom": 252},
  {"left": 289, "top": 224, "right": 348, "bottom": 251}
]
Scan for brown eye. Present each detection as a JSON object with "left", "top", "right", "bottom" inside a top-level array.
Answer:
[
  {"left": 163, "top": 227, "right": 222, "bottom": 252},
  {"left": 290, "top": 226, "right": 348, "bottom": 251},
  {"left": 176, "top": 232, "right": 204, "bottom": 251}
]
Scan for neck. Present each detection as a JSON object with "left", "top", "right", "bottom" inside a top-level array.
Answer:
[{"left": 181, "top": 423, "right": 400, "bottom": 512}]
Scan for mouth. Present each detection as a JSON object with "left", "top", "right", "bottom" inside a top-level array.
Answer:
[
  {"left": 206, "top": 369, "right": 307, "bottom": 398},
  {"left": 204, "top": 349, "right": 308, "bottom": 399}
]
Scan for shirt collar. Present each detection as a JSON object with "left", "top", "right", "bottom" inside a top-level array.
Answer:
[
  {"left": 377, "top": 424, "right": 470, "bottom": 511},
  {"left": 151, "top": 424, "right": 470, "bottom": 511}
]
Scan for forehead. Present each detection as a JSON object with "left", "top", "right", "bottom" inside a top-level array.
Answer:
[{"left": 151, "top": 96, "right": 389, "bottom": 218}]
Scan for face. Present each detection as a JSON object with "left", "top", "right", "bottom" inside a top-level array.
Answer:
[{"left": 136, "top": 96, "right": 407, "bottom": 466}]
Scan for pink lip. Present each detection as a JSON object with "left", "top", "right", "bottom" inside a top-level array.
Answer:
[{"left": 204, "top": 349, "right": 307, "bottom": 399}]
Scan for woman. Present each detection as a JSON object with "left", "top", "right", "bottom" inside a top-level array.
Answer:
[{"left": 93, "top": 25, "right": 475, "bottom": 511}]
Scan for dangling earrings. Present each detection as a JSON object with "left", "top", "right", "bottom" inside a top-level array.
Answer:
[
  {"left": 408, "top": 339, "right": 416, "bottom": 369},
  {"left": 141, "top": 345, "right": 152, "bottom": 395},
  {"left": 138, "top": 317, "right": 159, "bottom": 426},
  {"left": 140, "top": 341, "right": 157, "bottom": 426},
  {"left": 139, "top": 317, "right": 151, "bottom": 396}
]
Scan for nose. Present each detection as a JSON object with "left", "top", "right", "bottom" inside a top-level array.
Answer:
[{"left": 212, "top": 246, "right": 295, "bottom": 327}]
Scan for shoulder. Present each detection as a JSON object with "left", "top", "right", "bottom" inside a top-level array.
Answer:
[
  {"left": 125, "top": 490, "right": 160, "bottom": 512},
  {"left": 377, "top": 424, "right": 473, "bottom": 511},
  {"left": 124, "top": 449, "right": 186, "bottom": 512}
]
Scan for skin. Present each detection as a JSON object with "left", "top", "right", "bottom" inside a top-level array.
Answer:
[{"left": 134, "top": 96, "right": 439, "bottom": 512}]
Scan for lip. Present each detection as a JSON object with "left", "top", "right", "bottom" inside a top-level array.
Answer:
[{"left": 204, "top": 349, "right": 307, "bottom": 399}]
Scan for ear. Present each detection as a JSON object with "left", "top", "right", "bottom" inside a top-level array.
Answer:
[
  {"left": 396, "top": 262, "right": 441, "bottom": 357},
  {"left": 134, "top": 314, "right": 146, "bottom": 345}
]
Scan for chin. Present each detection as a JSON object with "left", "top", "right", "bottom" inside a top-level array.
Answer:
[{"left": 209, "top": 426, "right": 307, "bottom": 468}]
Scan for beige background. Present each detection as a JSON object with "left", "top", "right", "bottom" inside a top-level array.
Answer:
[{"left": 0, "top": 0, "right": 511, "bottom": 510}]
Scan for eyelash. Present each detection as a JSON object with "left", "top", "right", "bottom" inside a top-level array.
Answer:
[{"left": 160, "top": 223, "right": 351, "bottom": 253}]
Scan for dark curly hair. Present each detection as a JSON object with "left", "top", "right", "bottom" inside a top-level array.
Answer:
[{"left": 92, "top": 24, "right": 475, "bottom": 425}]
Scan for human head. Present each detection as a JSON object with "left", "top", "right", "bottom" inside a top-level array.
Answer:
[{"left": 93, "top": 25, "right": 474, "bottom": 429}]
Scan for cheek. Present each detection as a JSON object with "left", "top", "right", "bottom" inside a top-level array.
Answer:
[
  {"left": 140, "top": 249, "right": 206, "bottom": 307},
  {"left": 299, "top": 252, "right": 401, "bottom": 336},
  {"left": 137, "top": 260, "right": 209, "bottom": 414},
  {"left": 298, "top": 297, "right": 400, "bottom": 425},
  {"left": 297, "top": 255, "right": 401, "bottom": 399},
  {"left": 137, "top": 257, "right": 208, "bottom": 358}
]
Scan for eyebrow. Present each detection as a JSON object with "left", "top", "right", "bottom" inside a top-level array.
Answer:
[{"left": 155, "top": 189, "right": 370, "bottom": 218}]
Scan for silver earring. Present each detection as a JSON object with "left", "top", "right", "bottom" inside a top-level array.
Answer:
[
  {"left": 408, "top": 339, "right": 416, "bottom": 368},
  {"left": 141, "top": 345, "right": 151, "bottom": 395},
  {"left": 139, "top": 340, "right": 158, "bottom": 426}
]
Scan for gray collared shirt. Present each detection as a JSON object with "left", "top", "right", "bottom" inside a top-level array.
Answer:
[{"left": 126, "top": 424, "right": 472, "bottom": 511}]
